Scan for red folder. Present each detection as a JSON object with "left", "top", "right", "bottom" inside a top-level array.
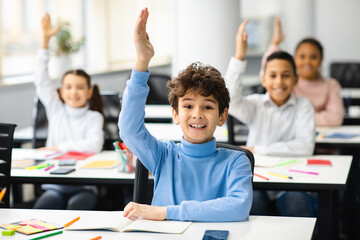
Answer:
[
  {"left": 307, "top": 159, "right": 332, "bottom": 166},
  {"left": 55, "top": 151, "right": 95, "bottom": 160}
]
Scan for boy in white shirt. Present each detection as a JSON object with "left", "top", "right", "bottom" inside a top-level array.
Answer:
[{"left": 225, "top": 20, "right": 316, "bottom": 216}]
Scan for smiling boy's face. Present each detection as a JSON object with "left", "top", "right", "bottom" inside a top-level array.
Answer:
[
  {"left": 172, "top": 91, "right": 228, "bottom": 144},
  {"left": 262, "top": 59, "right": 298, "bottom": 107}
]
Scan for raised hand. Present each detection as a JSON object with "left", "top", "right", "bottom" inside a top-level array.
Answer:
[
  {"left": 41, "top": 13, "right": 60, "bottom": 49},
  {"left": 123, "top": 201, "right": 166, "bottom": 221},
  {"left": 134, "top": 8, "right": 155, "bottom": 72},
  {"left": 271, "top": 16, "right": 285, "bottom": 45},
  {"left": 235, "top": 19, "right": 248, "bottom": 61}
]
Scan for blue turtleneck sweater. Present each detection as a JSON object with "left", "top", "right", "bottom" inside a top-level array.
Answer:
[{"left": 119, "top": 69, "right": 252, "bottom": 222}]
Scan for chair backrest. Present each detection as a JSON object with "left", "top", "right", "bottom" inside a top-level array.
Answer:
[
  {"left": 32, "top": 91, "right": 122, "bottom": 150},
  {"left": 146, "top": 73, "right": 171, "bottom": 105},
  {"left": 32, "top": 97, "right": 48, "bottom": 148},
  {"left": 101, "top": 91, "right": 121, "bottom": 150},
  {"left": 0, "top": 123, "right": 16, "bottom": 208},
  {"left": 330, "top": 62, "right": 360, "bottom": 88},
  {"left": 133, "top": 142, "right": 254, "bottom": 204},
  {"left": 226, "top": 114, "right": 249, "bottom": 145}
]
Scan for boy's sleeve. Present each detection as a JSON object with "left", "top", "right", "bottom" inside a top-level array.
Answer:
[
  {"left": 166, "top": 154, "right": 253, "bottom": 222},
  {"left": 57, "top": 113, "right": 105, "bottom": 153},
  {"left": 224, "top": 57, "right": 257, "bottom": 125},
  {"left": 254, "top": 98, "right": 315, "bottom": 156},
  {"left": 315, "top": 79, "right": 344, "bottom": 126},
  {"left": 34, "top": 49, "right": 63, "bottom": 120},
  {"left": 118, "top": 69, "right": 167, "bottom": 175}
]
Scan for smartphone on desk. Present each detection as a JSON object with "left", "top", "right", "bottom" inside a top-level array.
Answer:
[
  {"left": 50, "top": 168, "right": 76, "bottom": 175},
  {"left": 202, "top": 230, "right": 229, "bottom": 240}
]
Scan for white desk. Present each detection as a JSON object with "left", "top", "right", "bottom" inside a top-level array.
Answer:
[
  {"left": 145, "top": 104, "right": 172, "bottom": 120},
  {"left": 253, "top": 154, "right": 352, "bottom": 240},
  {"left": 316, "top": 125, "right": 360, "bottom": 146},
  {"left": 11, "top": 149, "right": 134, "bottom": 185},
  {"left": 0, "top": 209, "right": 316, "bottom": 240},
  {"left": 145, "top": 123, "right": 229, "bottom": 143}
]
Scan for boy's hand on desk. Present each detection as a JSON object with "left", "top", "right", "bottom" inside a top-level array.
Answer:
[
  {"left": 134, "top": 8, "right": 154, "bottom": 72},
  {"left": 235, "top": 19, "right": 248, "bottom": 61},
  {"left": 123, "top": 202, "right": 166, "bottom": 221},
  {"left": 41, "top": 13, "right": 60, "bottom": 49}
]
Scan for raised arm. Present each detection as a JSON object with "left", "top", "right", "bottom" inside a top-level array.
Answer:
[
  {"left": 134, "top": 8, "right": 154, "bottom": 72},
  {"left": 234, "top": 19, "right": 248, "bottom": 61},
  {"left": 260, "top": 16, "right": 284, "bottom": 77},
  {"left": 225, "top": 20, "right": 257, "bottom": 125},
  {"left": 41, "top": 13, "right": 60, "bottom": 49},
  {"left": 35, "top": 13, "right": 62, "bottom": 119}
]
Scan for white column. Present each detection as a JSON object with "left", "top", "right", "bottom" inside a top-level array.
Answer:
[
  {"left": 172, "top": 0, "right": 240, "bottom": 77},
  {"left": 282, "top": 0, "right": 314, "bottom": 52}
]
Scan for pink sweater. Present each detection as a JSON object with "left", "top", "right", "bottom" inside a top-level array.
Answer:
[{"left": 261, "top": 44, "right": 344, "bottom": 126}]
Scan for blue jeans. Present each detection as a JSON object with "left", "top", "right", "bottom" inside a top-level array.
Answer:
[{"left": 251, "top": 190, "right": 318, "bottom": 217}]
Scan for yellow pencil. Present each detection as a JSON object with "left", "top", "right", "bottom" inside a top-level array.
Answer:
[
  {"left": 0, "top": 187, "right": 7, "bottom": 202},
  {"left": 267, "top": 172, "right": 293, "bottom": 180}
]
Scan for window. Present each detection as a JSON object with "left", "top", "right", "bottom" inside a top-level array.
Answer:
[{"left": 0, "top": 0, "right": 172, "bottom": 81}]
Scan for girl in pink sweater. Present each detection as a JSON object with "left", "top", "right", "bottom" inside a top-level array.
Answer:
[{"left": 261, "top": 17, "right": 344, "bottom": 126}]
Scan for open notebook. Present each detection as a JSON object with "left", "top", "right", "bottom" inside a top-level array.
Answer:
[{"left": 66, "top": 213, "right": 192, "bottom": 234}]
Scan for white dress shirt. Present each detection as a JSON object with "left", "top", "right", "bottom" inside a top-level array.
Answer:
[{"left": 225, "top": 57, "right": 315, "bottom": 156}]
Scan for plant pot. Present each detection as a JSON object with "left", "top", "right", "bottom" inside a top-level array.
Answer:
[{"left": 49, "top": 55, "right": 72, "bottom": 79}]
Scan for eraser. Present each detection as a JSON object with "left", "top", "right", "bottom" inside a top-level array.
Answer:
[{"left": 2, "top": 229, "right": 15, "bottom": 236}]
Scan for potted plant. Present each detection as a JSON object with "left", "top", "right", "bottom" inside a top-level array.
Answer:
[{"left": 49, "top": 19, "right": 85, "bottom": 78}]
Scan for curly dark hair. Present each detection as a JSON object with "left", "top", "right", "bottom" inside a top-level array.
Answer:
[
  {"left": 295, "top": 38, "right": 324, "bottom": 60},
  {"left": 167, "top": 62, "right": 230, "bottom": 115}
]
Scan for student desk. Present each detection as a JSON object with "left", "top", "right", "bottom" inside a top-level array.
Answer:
[
  {"left": 0, "top": 209, "right": 315, "bottom": 240},
  {"left": 13, "top": 104, "right": 174, "bottom": 146},
  {"left": 253, "top": 154, "right": 352, "bottom": 240},
  {"left": 10, "top": 150, "right": 134, "bottom": 185},
  {"left": 145, "top": 104, "right": 173, "bottom": 123},
  {"left": 145, "top": 123, "right": 229, "bottom": 143},
  {"left": 11, "top": 150, "right": 350, "bottom": 240}
]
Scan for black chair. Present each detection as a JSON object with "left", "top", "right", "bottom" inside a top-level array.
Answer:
[
  {"left": 32, "top": 97, "right": 48, "bottom": 148},
  {"left": 31, "top": 91, "right": 122, "bottom": 150},
  {"left": 101, "top": 91, "right": 121, "bottom": 150},
  {"left": 330, "top": 62, "right": 360, "bottom": 88},
  {"left": 227, "top": 115, "right": 249, "bottom": 146},
  {"left": 133, "top": 143, "right": 254, "bottom": 204},
  {"left": 0, "top": 123, "right": 17, "bottom": 208},
  {"left": 146, "top": 73, "right": 171, "bottom": 105}
]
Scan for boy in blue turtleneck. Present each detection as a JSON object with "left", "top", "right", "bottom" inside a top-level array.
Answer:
[{"left": 119, "top": 8, "right": 252, "bottom": 222}]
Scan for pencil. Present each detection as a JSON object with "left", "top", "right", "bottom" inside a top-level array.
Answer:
[
  {"left": 289, "top": 169, "right": 319, "bottom": 175},
  {"left": 0, "top": 187, "right": 6, "bottom": 202},
  {"left": 44, "top": 164, "right": 55, "bottom": 171},
  {"left": 29, "top": 230, "right": 63, "bottom": 240},
  {"left": 254, "top": 173, "right": 269, "bottom": 180},
  {"left": 267, "top": 172, "right": 293, "bottom": 180},
  {"left": 275, "top": 159, "right": 297, "bottom": 167},
  {"left": 63, "top": 216, "right": 80, "bottom": 228},
  {"left": 90, "top": 236, "right": 102, "bottom": 240}
]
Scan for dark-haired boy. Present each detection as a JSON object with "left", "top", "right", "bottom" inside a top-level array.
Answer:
[
  {"left": 225, "top": 20, "right": 316, "bottom": 217},
  {"left": 119, "top": 8, "right": 252, "bottom": 221}
]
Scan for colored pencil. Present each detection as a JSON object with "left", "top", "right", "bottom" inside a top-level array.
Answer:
[
  {"left": 63, "top": 216, "right": 80, "bottom": 228},
  {"left": 29, "top": 230, "right": 63, "bottom": 240}
]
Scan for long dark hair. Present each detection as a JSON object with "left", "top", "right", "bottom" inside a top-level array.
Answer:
[{"left": 61, "top": 69, "right": 105, "bottom": 121}]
